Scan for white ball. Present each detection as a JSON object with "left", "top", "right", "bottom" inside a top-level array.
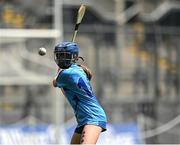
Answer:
[{"left": 38, "top": 47, "right": 46, "bottom": 56}]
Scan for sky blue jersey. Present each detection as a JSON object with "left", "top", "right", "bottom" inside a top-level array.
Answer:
[{"left": 55, "top": 64, "right": 107, "bottom": 128}]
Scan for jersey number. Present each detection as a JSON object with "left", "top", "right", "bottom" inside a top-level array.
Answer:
[{"left": 77, "top": 78, "right": 93, "bottom": 98}]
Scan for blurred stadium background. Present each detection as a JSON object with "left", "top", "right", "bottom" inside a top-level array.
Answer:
[{"left": 1, "top": 0, "right": 180, "bottom": 144}]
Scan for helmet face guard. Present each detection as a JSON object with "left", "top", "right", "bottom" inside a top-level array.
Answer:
[
  {"left": 54, "top": 42, "right": 79, "bottom": 69},
  {"left": 54, "top": 51, "right": 77, "bottom": 69}
]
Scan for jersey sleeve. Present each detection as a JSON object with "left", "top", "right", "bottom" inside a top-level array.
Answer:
[{"left": 55, "top": 70, "right": 69, "bottom": 88}]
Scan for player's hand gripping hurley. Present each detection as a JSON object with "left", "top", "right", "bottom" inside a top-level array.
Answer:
[{"left": 72, "top": 4, "right": 86, "bottom": 42}]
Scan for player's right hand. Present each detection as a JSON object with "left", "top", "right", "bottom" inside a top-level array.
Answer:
[{"left": 52, "top": 79, "right": 57, "bottom": 87}]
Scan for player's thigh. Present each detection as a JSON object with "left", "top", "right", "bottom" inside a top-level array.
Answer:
[
  {"left": 80, "top": 124, "right": 102, "bottom": 144},
  {"left": 70, "top": 132, "right": 81, "bottom": 144}
]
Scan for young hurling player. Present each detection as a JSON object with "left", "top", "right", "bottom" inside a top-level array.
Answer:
[{"left": 52, "top": 42, "right": 107, "bottom": 144}]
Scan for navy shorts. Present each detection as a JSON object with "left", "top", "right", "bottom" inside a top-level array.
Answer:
[{"left": 74, "top": 121, "right": 107, "bottom": 134}]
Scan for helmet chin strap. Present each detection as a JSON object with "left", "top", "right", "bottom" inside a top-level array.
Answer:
[
  {"left": 74, "top": 56, "right": 84, "bottom": 62},
  {"left": 78, "top": 56, "right": 84, "bottom": 61}
]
